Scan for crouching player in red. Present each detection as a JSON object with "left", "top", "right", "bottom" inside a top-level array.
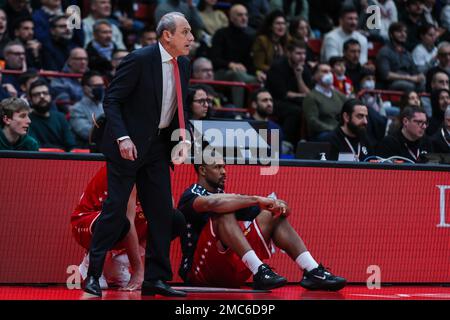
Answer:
[
  {"left": 177, "top": 157, "right": 346, "bottom": 291},
  {"left": 71, "top": 165, "right": 185, "bottom": 291}
]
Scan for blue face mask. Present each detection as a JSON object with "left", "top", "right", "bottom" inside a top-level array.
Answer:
[{"left": 91, "top": 86, "right": 105, "bottom": 102}]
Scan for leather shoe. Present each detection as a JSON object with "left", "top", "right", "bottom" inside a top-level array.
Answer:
[
  {"left": 141, "top": 280, "right": 186, "bottom": 297},
  {"left": 83, "top": 275, "right": 102, "bottom": 297}
]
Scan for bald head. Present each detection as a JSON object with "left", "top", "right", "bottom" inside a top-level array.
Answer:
[{"left": 229, "top": 4, "right": 248, "bottom": 29}]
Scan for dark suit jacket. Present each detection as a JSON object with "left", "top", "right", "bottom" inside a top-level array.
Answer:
[{"left": 101, "top": 43, "right": 190, "bottom": 165}]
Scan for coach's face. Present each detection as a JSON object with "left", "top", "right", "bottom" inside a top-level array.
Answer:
[{"left": 165, "top": 16, "right": 194, "bottom": 57}]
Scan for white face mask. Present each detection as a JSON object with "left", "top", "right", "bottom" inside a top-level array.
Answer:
[
  {"left": 362, "top": 80, "right": 375, "bottom": 90},
  {"left": 321, "top": 72, "right": 334, "bottom": 86}
]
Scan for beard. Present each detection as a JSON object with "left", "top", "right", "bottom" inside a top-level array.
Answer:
[
  {"left": 32, "top": 103, "right": 51, "bottom": 114},
  {"left": 205, "top": 177, "right": 224, "bottom": 191},
  {"left": 256, "top": 105, "right": 271, "bottom": 118},
  {"left": 348, "top": 121, "right": 367, "bottom": 137}
]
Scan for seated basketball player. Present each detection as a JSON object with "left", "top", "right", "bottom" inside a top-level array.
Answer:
[
  {"left": 177, "top": 153, "right": 346, "bottom": 291},
  {"left": 70, "top": 166, "right": 186, "bottom": 291}
]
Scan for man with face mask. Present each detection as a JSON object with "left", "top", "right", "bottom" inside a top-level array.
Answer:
[
  {"left": 325, "top": 99, "right": 373, "bottom": 161},
  {"left": 27, "top": 79, "right": 76, "bottom": 151},
  {"left": 41, "top": 15, "right": 76, "bottom": 71},
  {"left": 303, "top": 63, "right": 347, "bottom": 141},
  {"left": 69, "top": 71, "right": 105, "bottom": 147}
]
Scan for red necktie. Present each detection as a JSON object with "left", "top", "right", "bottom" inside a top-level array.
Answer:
[{"left": 170, "top": 58, "right": 186, "bottom": 141}]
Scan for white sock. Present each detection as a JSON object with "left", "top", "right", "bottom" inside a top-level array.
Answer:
[
  {"left": 241, "top": 250, "right": 264, "bottom": 275},
  {"left": 295, "top": 251, "right": 319, "bottom": 271}
]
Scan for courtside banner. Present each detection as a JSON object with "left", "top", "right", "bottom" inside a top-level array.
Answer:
[{"left": 1, "top": 155, "right": 449, "bottom": 284}]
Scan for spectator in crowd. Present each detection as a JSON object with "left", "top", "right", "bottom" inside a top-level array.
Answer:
[
  {"left": 110, "top": 0, "right": 145, "bottom": 37},
  {"left": 320, "top": 5, "right": 368, "bottom": 65},
  {"left": 329, "top": 56, "right": 354, "bottom": 97},
  {"left": 86, "top": 19, "right": 116, "bottom": 78},
  {"left": 154, "top": 0, "right": 206, "bottom": 38},
  {"left": 2, "top": 41, "right": 27, "bottom": 91},
  {"left": 13, "top": 16, "right": 42, "bottom": 69},
  {"left": 430, "top": 105, "right": 450, "bottom": 153},
  {"left": 249, "top": 88, "right": 285, "bottom": 151},
  {"left": 412, "top": 23, "right": 438, "bottom": 74},
  {"left": 32, "top": 0, "right": 84, "bottom": 47},
  {"left": 281, "top": 0, "right": 309, "bottom": 20},
  {"left": 69, "top": 71, "right": 105, "bottom": 147},
  {"left": 266, "top": 39, "right": 312, "bottom": 145},
  {"left": 198, "top": 0, "right": 229, "bottom": 39},
  {"left": 441, "top": 0, "right": 450, "bottom": 32},
  {"left": 303, "top": 63, "right": 347, "bottom": 141},
  {"left": 422, "top": 70, "right": 450, "bottom": 117},
  {"left": 187, "top": 85, "right": 211, "bottom": 121},
  {"left": 27, "top": 79, "right": 76, "bottom": 151},
  {"left": 376, "top": 22, "right": 425, "bottom": 91},
  {"left": 376, "top": 106, "right": 433, "bottom": 162},
  {"left": 192, "top": 56, "right": 214, "bottom": 81},
  {"left": 288, "top": 16, "right": 315, "bottom": 62},
  {"left": 110, "top": 49, "right": 128, "bottom": 79},
  {"left": 343, "top": 39, "right": 372, "bottom": 93},
  {"left": 359, "top": 69, "right": 385, "bottom": 115},
  {"left": 252, "top": 9, "right": 289, "bottom": 82},
  {"left": 400, "top": 0, "right": 427, "bottom": 51},
  {"left": 387, "top": 89, "right": 423, "bottom": 135},
  {"left": 17, "top": 68, "right": 38, "bottom": 99},
  {"left": 134, "top": 26, "right": 157, "bottom": 50},
  {"left": 325, "top": 98, "right": 372, "bottom": 161},
  {"left": 422, "top": 0, "right": 440, "bottom": 28},
  {"left": 51, "top": 47, "right": 89, "bottom": 104},
  {"left": 2, "top": 0, "right": 32, "bottom": 39},
  {"left": 83, "top": 0, "right": 125, "bottom": 50},
  {"left": 231, "top": 0, "right": 270, "bottom": 30},
  {"left": 0, "top": 96, "right": 38, "bottom": 151},
  {"left": 0, "top": 75, "right": 17, "bottom": 100},
  {"left": 0, "top": 8, "right": 11, "bottom": 60},
  {"left": 427, "top": 88, "right": 450, "bottom": 136},
  {"left": 41, "top": 15, "right": 76, "bottom": 71},
  {"left": 426, "top": 41, "right": 450, "bottom": 92},
  {"left": 210, "top": 4, "right": 258, "bottom": 108},
  {"left": 177, "top": 154, "right": 347, "bottom": 291},
  {"left": 308, "top": 0, "right": 342, "bottom": 35}
]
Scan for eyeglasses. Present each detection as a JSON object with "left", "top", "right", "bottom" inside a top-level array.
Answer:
[
  {"left": 193, "top": 98, "right": 213, "bottom": 105},
  {"left": 411, "top": 119, "right": 428, "bottom": 127},
  {"left": 31, "top": 91, "right": 50, "bottom": 98}
]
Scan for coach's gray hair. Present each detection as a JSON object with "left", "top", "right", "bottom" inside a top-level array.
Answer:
[
  {"left": 445, "top": 105, "right": 450, "bottom": 119},
  {"left": 156, "top": 12, "right": 185, "bottom": 38}
]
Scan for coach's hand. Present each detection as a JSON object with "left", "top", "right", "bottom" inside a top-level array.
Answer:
[{"left": 119, "top": 138, "right": 138, "bottom": 161}]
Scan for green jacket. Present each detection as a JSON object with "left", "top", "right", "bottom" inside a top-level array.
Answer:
[{"left": 0, "top": 129, "right": 39, "bottom": 151}]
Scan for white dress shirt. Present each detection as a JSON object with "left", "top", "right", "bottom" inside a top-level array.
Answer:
[{"left": 321, "top": 27, "right": 369, "bottom": 65}]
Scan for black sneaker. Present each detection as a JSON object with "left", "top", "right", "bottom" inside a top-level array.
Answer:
[
  {"left": 300, "top": 264, "right": 346, "bottom": 291},
  {"left": 253, "top": 264, "right": 287, "bottom": 290}
]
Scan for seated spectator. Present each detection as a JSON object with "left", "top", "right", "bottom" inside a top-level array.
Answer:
[
  {"left": 425, "top": 42, "right": 450, "bottom": 92},
  {"left": 2, "top": 0, "right": 31, "bottom": 39},
  {"left": 343, "top": 38, "right": 373, "bottom": 92},
  {"left": 325, "top": 98, "right": 373, "bottom": 161},
  {"left": 192, "top": 56, "right": 214, "bottom": 81},
  {"left": 110, "top": 0, "right": 145, "bottom": 37},
  {"left": 69, "top": 71, "right": 105, "bottom": 147},
  {"left": 431, "top": 105, "right": 450, "bottom": 153},
  {"left": 249, "top": 88, "right": 286, "bottom": 152},
  {"left": 51, "top": 47, "right": 89, "bottom": 104},
  {"left": 422, "top": 0, "right": 441, "bottom": 29},
  {"left": 231, "top": 0, "right": 270, "bottom": 30},
  {"left": 387, "top": 89, "right": 423, "bottom": 135},
  {"left": 83, "top": 0, "right": 125, "bottom": 49},
  {"left": 399, "top": 0, "right": 427, "bottom": 51},
  {"left": 32, "top": 0, "right": 83, "bottom": 47},
  {"left": 0, "top": 8, "right": 11, "bottom": 60},
  {"left": 0, "top": 96, "right": 38, "bottom": 151},
  {"left": 303, "top": 63, "right": 347, "bottom": 141},
  {"left": 266, "top": 39, "right": 312, "bottom": 145},
  {"left": 359, "top": 69, "right": 385, "bottom": 115},
  {"left": 110, "top": 49, "right": 128, "bottom": 79},
  {"left": 187, "top": 85, "right": 211, "bottom": 121},
  {"left": 198, "top": 0, "right": 229, "bottom": 40},
  {"left": 210, "top": 4, "right": 258, "bottom": 108},
  {"left": 2, "top": 41, "right": 27, "bottom": 91},
  {"left": 27, "top": 79, "right": 76, "bottom": 151},
  {"left": 134, "top": 26, "right": 157, "bottom": 50},
  {"left": 329, "top": 56, "right": 354, "bottom": 97},
  {"left": 252, "top": 9, "right": 289, "bottom": 81},
  {"left": 427, "top": 88, "right": 450, "bottom": 136},
  {"left": 376, "top": 22, "right": 425, "bottom": 92},
  {"left": 422, "top": 71, "right": 450, "bottom": 117},
  {"left": 288, "top": 16, "right": 315, "bottom": 62},
  {"left": 412, "top": 23, "right": 438, "bottom": 74},
  {"left": 17, "top": 68, "right": 38, "bottom": 99},
  {"left": 13, "top": 16, "right": 42, "bottom": 69},
  {"left": 376, "top": 106, "right": 433, "bottom": 162},
  {"left": 41, "top": 15, "right": 77, "bottom": 71},
  {"left": 320, "top": 5, "right": 368, "bottom": 65},
  {"left": 86, "top": 20, "right": 116, "bottom": 78}
]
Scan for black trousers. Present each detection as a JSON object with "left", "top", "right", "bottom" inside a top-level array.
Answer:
[{"left": 87, "top": 134, "right": 174, "bottom": 282}]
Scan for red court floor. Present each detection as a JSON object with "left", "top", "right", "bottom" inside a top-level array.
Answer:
[{"left": 2, "top": 284, "right": 450, "bottom": 300}]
